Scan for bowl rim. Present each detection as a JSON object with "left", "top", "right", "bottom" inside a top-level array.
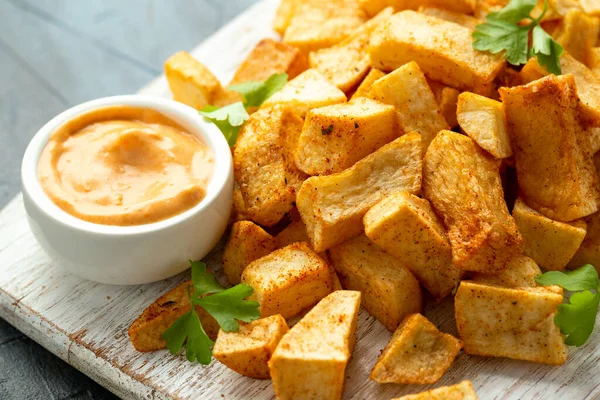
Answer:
[{"left": 21, "top": 95, "right": 233, "bottom": 237}]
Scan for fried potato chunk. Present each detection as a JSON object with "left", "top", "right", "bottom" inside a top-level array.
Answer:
[
  {"left": 369, "top": 61, "right": 448, "bottom": 149},
  {"left": 423, "top": 131, "right": 523, "bottom": 273},
  {"left": 351, "top": 68, "right": 386, "bottom": 100},
  {"left": 513, "top": 198, "right": 587, "bottom": 271},
  {"left": 359, "top": 0, "right": 476, "bottom": 16},
  {"left": 165, "top": 51, "right": 222, "bottom": 110},
  {"left": 231, "top": 184, "right": 248, "bottom": 222},
  {"left": 500, "top": 74, "right": 600, "bottom": 222},
  {"left": 471, "top": 255, "right": 542, "bottom": 288},
  {"left": 213, "top": 315, "right": 288, "bottom": 379},
  {"left": 234, "top": 106, "right": 307, "bottom": 227},
  {"left": 392, "top": 380, "right": 478, "bottom": 400},
  {"left": 262, "top": 69, "right": 347, "bottom": 117},
  {"left": 568, "top": 211, "right": 600, "bottom": 272},
  {"left": 552, "top": 9, "right": 599, "bottom": 66},
  {"left": 275, "top": 219, "right": 310, "bottom": 248},
  {"left": 369, "top": 11, "right": 505, "bottom": 96},
  {"left": 457, "top": 92, "right": 512, "bottom": 159},
  {"left": 128, "top": 281, "right": 219, "bottom": 352},
  {"left": 328, "top": 235, "right": 422, "bottom": 331},
  {"left": 223, "top": 221, "right": 277, "bottom": 285},
  {"left": 230, "top": 39, "right": 307, "bottom": 85},
  {"left": 283, "top": 0, "right": 367, "bottom": 54},
  {"left": 273, "top": 0, "right": 296, "bottom": 35},
  {"left": 297, "top": 132, "right": 422, "bottom": 252},
  {"left": 364, "top": 192, "right": 462, "bottom": 300},
  {"left": 269, "top": 290, "right": 361, "bottom": 400},
  {"left": 418, "top": 6, "right": 480, "bottom": 30},
  {"left": 309, "top": 7, "right": 393, "bottom": 93},
  {"left": 520, "top": 54, "right": 600, "bottom": 126},
  {"left": 370, "top": 314, "right": 462, "bottom": 384},
  {"left": 455, "top": 282, "right": 568, "bottom": 365},
  {"left": 294, "top": 98, "right": 400, "bottom": 175},
  {"left": 241, "top": 242, "right": 335, "bottom": 319}
]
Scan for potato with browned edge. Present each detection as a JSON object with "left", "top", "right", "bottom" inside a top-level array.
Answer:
[
  {"left": 392, "top": 380, "right": 478, "bottom": 400},
  {"left": 471, "top": 255, "right": 543, "bottom": 289}
]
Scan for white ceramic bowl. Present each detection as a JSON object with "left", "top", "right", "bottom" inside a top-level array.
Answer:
[{"left": 21, "top": 95, "right": 233, "bottom": 285}]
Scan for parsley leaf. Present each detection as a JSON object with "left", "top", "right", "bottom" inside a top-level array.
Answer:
[
  {"left": 536, "top": 264, "right": 600, "bottom": 347},
  {"left": 229, "top": 73, "right": 288, "bottom": 108},
  {"left": 190, "top": 260, "right": 224, "bottom": 295},
  {"left": 472, "top": 0, "right": 562, "bottom": 74},
  {"left": 193, "top": 284, "right": 260, "bottom": 332},
  {"left": 199, "top": 102, "right": 249, "bottom": 146}
]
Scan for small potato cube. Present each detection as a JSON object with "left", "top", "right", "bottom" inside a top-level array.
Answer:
[
  {"left": 283, "top": 0, "right": 367, "bottom": 54},
  {"left": 328, "top": 235, "right": 422, "bottom": 331},
  {"left": 234, "top": 106, "right": 307, "bottom": 227},
  {"left": 223, "top": 221, "right": 277, "bottom": 285},
  {"left": 370, "top": 314, "right": 462, "bottom": 384},
  {"left": 364, "top": 192, "right": 462, "bottom": 300},
  {"left": 568, "top": 211, "right": 600, "bottom": 272},
  {"left": 262, "top": 69, "right": 347, "bottom": 117},
  {"left": 513, "top": 198, "right": 587, "bottom": 271},
  {"left": 455, "top": 282, "right": 568, "bottom": 365},
  {"left": 351, "top": 68, "right": 386, "bottom": 100},
  {"left": 309, "top": 7, "right": 394, "bottom": 93},
  {"left": 241, "top": 243, "right": 335, "bottom": 319},
  {"left": 392, "top": 380, "right": 478, "bottom": 400},
  {"left": 423, "top": 131, "right": 523, "bottom": 273},
  {"left": 276, "top": 219, "right": 310, "bottom": 248},
  {"left": 230, "top": 39, "right": 308, "bottom": 85},
  {"left": 269, "top": 291, "right": 361, "bottom": 400},
  {"left": 213, "top": 315, "right": 288, "bottom": 379},
  {"left": 471, "top": 255, "right": 543, "bottom": 288},
  {"left": 500, "top": 74, "right": 600, "bottom": 222},
  {"left": 369, "top": 11, "right": 505, "bottom": 96},
  {"left": 128, "top": 281, "right": 220, "bottom": 352},
  {"left": 273, "top": 0, "right": 296, "bottom": 35},
  {"left": 457, "top": 92, "right": 512, "bottom": 159},
  {"left": 418, "top": 6, "right": 480, "bottom": 30},
  {"left": 297, "top": 132, "right": 423, "bottom": 252},
  {"left": 165, "top": 51, "right": 222, "bottom": 110},
  {"left": 369, "top": 61, "right": 448, "bottom": 149},
  {"left": 552, "top": 9, "right": 600, "bottom": 66},
  {"left": 294, "top": 98, "right": 400, "bottom": 175},
  {"left": 582, "top": 0, "right": 600, "bottom": 15}
]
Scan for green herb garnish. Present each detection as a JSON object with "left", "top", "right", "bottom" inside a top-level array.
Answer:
[
  {"left": 473, "top": 0, "right": 563, "bottom": 74},
  {"left": 162, "top": 261, "right": 260, "bottom": 364},
  {"left": 229, "top": 73, "right": 288, "bottom": 108},
  {"left": 321, "top": 124, "right": 334, "bottom": 135},
  {"left": 535, "top": 264, "right": 600, "bottom": 347}
]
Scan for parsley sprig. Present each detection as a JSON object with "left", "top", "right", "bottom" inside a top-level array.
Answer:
[
  {"left": 535, "top": 264, "right": 600, "bottom": 347},
  {"left": 473, "top": 0, "right": 564, "bottom": 75},
  {"left": 199, "top": 73, "right": 288, "bottom": 146},
  {"left": 162, "top": 261, "right": 260, "bottom": 364}
]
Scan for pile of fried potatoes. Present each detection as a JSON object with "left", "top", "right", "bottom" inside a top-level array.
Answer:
[{"left": 130, "top": 0, "right": 600, "bottom": 398}]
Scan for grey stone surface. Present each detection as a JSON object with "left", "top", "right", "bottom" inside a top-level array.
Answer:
[{"left": 0, "top": 0, "right": 259, "bottom": 398}]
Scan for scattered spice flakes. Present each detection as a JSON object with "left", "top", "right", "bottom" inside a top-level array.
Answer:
[
  {"left": 321, "top": 124, "right": 334, "bottom": 135},
  {"left": 354, "top": 122, "right": 359, "bottom": 129}
]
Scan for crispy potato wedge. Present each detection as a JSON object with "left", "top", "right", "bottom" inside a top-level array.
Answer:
[
  {"left": 283, "top": 0, "right": 367, "bottom": 54},
  {"left": 328, "top": 235, "right": 422, "bottom": 331},
  {"left": 165, "top": 51, "right": 222, "bottom": 110},
  {"left": 455, "top": 282, "right": 568, "bottom": 365},
  {"left": 392, "top": 380, "right": 478, "bottom": 400},
  {"left": 223, "top": 221, "right": 278, "bottom": 285},
  {"left": 500, "top": 74, "right": 600, "bottom": 222},
  {"left": 364, "top": 192, "right": 462, "bottom": 300},
  {"left": 471, "top": 255, "right": 542, "bottom": 288},
  {"left": 294, "top": 98, "right": 400, "bottom": 175},
  {"left": 423, "top": 131, "right": 523, "bottom": 273},
  {"left": 457, "top": 92, "right": 512, "bottom": 159},
  {"left": 297, "top": 132, "right": 422, "bottom": 252},
  {"left": 568, "top": 211, "right": 600, "bottom": 272},
  {"left": 213, "top": 314, "right": 288, "bottom": 379},
  {"left": 418, "top": 6, "right": 480, "bottom": 30},
  {"left": 128, "top": 281, "right": 220, "bottom": 352},
  {"left": 231, "top": 184, "right": 249, "bottom": 222},
  {"left": 513, "top": 198, "right": 587, "bottom": 271},
  {"left": 241, "top": 242, "right": 335, "bottom": 319},
  {"left": 276, "top": 219, "right": 310, "bottom": 248},
  {"left": 234, "top": 106, "right": 307, "bottom": 227},
  {"left": 369, "top": 61, "right": 448, "bottom": 149},
  {"left": 230, "top": 39, "right": 307, "bottom": 85},
  {"left": 269, "top": 290, "right": 361, "bottom": 400},
  {"left": 369, "top": 11, "right": 505, "bottom": 96},
  {"left": 262, "top": 69, "right": 347, "bottom": 117},
  {"left": 370, "top": 313, "right": 462, "bottom": 384},
  {"left": 273, "top": 0, "right": 296, "bottom": 35},
  {"left": 520, "top": 54, "right": 600, "bottom": 126},
  {"left": 351, "top": 68, "right": 386, "bottom": 100},
  {"left": 553, "top": 9, "right": 600, "bottom": 66}
]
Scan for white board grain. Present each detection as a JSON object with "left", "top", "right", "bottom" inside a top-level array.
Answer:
[{"left": 1, "top": 0, "right": 600, "bottom": 399}]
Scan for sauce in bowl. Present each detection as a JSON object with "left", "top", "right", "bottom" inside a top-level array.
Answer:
[{"left": 38, "top": 105, "right": 214, "bottom": 226}]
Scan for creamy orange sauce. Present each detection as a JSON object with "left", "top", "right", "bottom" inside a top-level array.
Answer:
[{"left": 38, "top": 106, "right": 214, "bottom": 226}]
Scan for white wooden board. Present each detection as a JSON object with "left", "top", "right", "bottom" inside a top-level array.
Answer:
[{"left": 1, "top": 1, "right": 600, "bottom": 398}]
